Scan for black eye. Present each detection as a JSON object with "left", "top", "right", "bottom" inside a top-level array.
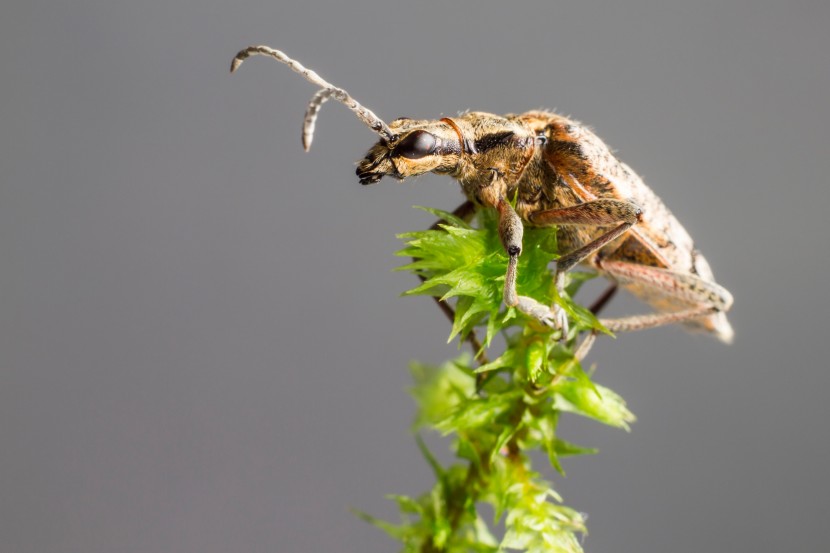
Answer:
[{"left": 395, "top": 131, "right": 437, "bottom": 159}]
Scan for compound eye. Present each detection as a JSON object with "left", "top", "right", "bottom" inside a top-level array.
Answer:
[{"left": 395, "top": 130, "right": 437, "bottom": 159}]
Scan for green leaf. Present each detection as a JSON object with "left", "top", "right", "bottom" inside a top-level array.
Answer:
[
  {"left": 471, "top": 515, "right": 500, "bottom": 548},
  {"left": 564, "top": 270, "right": 599, "bottom": 297},
  {"left": 553, "top": 437, "right": 599, "bottom": 457},
  {"left": 415, "top": 434, "right": 445, "bottom": 479},
  {"left": 554, "top": 382, "right": 636, "bottom": 430},
  {"left": 474, "top": 347, "right": 521, "bottom": 374},
  {"left": 386, "top": 494, "right": 424, "bottom": 515},
  {"left": 410, "top": 357, "right": 476, "bottom": 427},
  {"left": 501, "top": 526, "right": 535, "bottom": 550},
  {"left": 553, "top": 292, "right": 611, "bottom": 335},
  {"left": 351, "top": 509, "right": 415, "bottom": 542},
  {"left": 433, "top": 390, "right": 521, "bottom": 435},
  {"left": 535, "top": 412, "right": 566, "bottom": 475},
  {"left": 556, "top": 355, "right": 601, "bottom": 399},
  {"left": 489, "top": 426, "right": 519, "bottom": 465},
  {"left": 413, "top": 205, "right": 474, "bottom": 229},
  {"left": 454, "top": 436, "right": 481, "bottom": 466},
  {"left": 525, "top": 339, "right": 547, "bottom": 384}
]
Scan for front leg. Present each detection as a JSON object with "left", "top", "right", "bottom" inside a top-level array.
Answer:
[{"left": 496, "top": 198, "right": 569, "bottom": 334}]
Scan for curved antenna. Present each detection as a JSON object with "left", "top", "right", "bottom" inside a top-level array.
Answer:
[
  {"left": 302, "top": 89, "right": 333, "bottom": 152},
  {"left": 230, "top": 45, "right": 395, "bottom": 149}
]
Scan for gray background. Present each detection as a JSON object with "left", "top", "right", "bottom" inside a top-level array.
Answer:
[{"left": 2, "top": 1, "right": 828, "bottom": 552}]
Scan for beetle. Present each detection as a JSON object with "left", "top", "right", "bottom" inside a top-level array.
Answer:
[{"left": 230, "top": 45, "right": 734, "bottom": 346}]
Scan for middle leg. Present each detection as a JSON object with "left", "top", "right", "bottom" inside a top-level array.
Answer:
[{"left": 527, "top": 198, "right": 643, "bottom": 336}]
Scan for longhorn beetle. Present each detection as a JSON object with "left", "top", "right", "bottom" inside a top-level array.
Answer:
[{"left": 230, "top": 45, "right": 734, "bottom": 350}]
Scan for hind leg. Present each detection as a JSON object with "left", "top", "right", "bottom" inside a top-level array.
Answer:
[{"left": 596, "top": 259, "right": 733, "bottom": 332}]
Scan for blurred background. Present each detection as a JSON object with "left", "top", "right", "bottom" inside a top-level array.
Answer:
[{"left": 2, "top": 1, "right": 828, "bottom": 552}]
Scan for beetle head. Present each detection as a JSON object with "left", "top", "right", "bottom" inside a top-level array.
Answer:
[
  {"left": 356, "top": 118, "right": 465, "bottom": 185},
  {"left": 357, "top": 114, "right": 538, "bottom": 188}
]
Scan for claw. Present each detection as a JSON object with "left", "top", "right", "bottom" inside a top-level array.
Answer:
[
  {"left": 551, "top": 304, "right": 569, "bottom": 341},
  {"left": 516, "top": 296, "right": 568, "bottom": 338}
]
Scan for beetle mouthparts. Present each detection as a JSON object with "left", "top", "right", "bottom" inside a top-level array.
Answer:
[
  {"left": 357, "top": 170, "right": 384, "bottom": 185},
  {"left": 356, "top": 150, "right": 392, "bottom": 185}
]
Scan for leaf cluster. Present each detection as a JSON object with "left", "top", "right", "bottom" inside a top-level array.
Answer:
[
  {"left": 360, "top": 208, "right": 634, "bottom": 553},
  {"left": 396, "top": 207, "right": 607, "bottom": 349}
]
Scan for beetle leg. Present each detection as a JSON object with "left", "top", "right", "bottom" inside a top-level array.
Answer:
[
  {"left": 531, "top": 199, "right": 642, "bottom": 282},
  {"left": 530, "top": 199, "right": 643, "bottom": 336},
  {"left": 574, "top": 330, "right": 598, "bottom": 360},
  {"left": 589, "top": 283, "right": 618, "bottom": 315},
  {"left": 496, "top": 198, "right": 569, "bottom": 334},
  {"left": 601, "top": 305, "right": 717, "bottom": 333},
  {"left": 569, "top": 284, "right": 618, "bottom": 359},
  {"left": 600, "top": 260, "right": 733, "bottom": 311},
  {"left": 596, "top": 259, "right": 734, "bottom": 333}
]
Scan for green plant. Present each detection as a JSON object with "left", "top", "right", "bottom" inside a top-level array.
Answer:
[{"left": 356, "top": 207, "right": 635, "bottom": 553}]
